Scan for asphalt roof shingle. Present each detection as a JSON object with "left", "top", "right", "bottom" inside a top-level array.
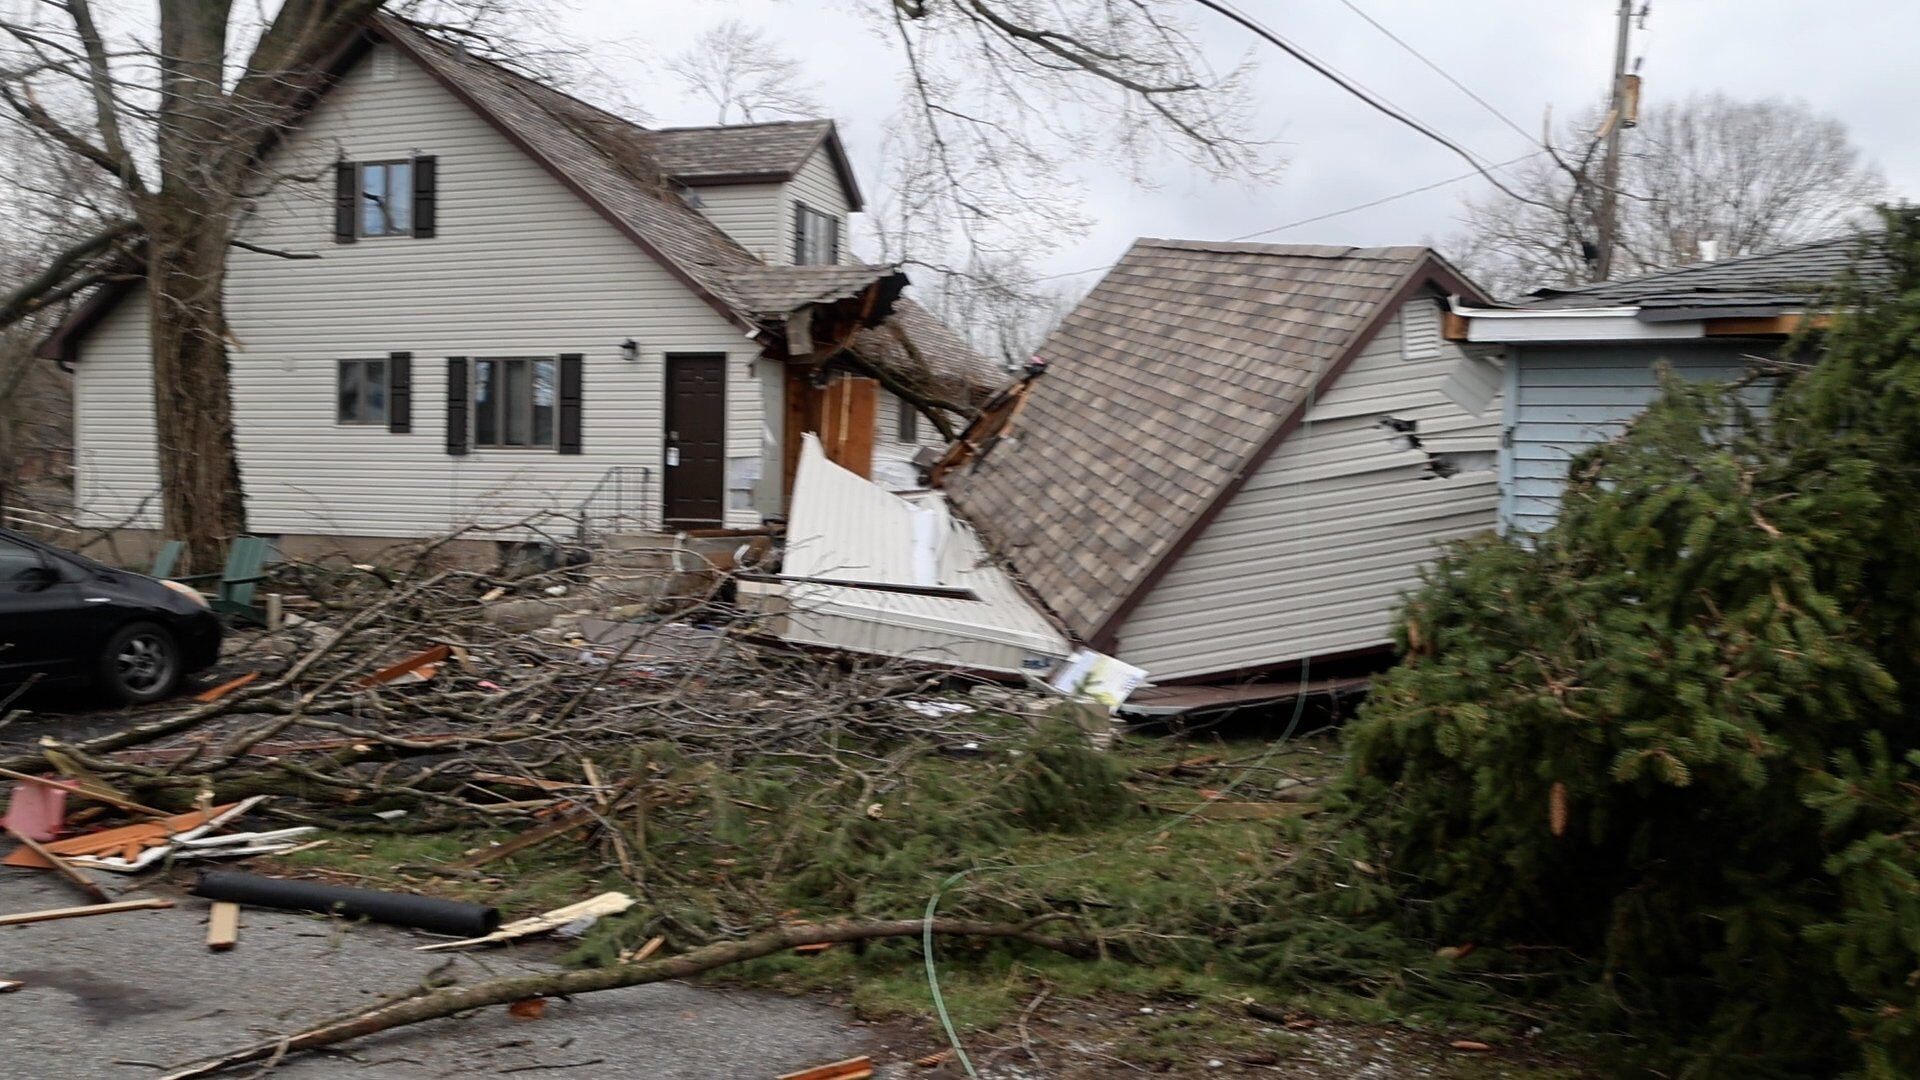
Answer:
[
  {"left": 1519, "top": 231, "right": 1890, "bottom": 312},
  {"left": 646, "top": 121, "right": 833, "bottom": 181},
  {"left": 947, "top": 239, "right": 1448, "bottom": 642}
]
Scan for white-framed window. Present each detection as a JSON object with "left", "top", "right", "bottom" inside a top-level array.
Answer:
[
  {"left": 472, "top": 357, "right": 557, "bottom": 448},
  {"left": 337, "top": 358, "right": 389, "bottom": 424},
  {"left": 793, "top": 202, "right": 840, "bottom": 265},
  {"left": 358, "top": 160, "right": 414, "bottom": 237}
]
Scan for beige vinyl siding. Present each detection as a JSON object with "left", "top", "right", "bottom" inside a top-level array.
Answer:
[
  {"left": 74, "top": 40, "right": 767, "bottom": 535},
  {"left": 1111, "top": 295, "right": 1503, "bottom": 679},
  {"left": 694, "top": 182, "right": 786, "bottom": 264},
  {"left": 71, "top": 292, "right": 162, "bottom": 528},
  {"left": 783, "top": 147, "right": 852, "bottom": 265},
  {"left": 871, "top": 389, "right": 941, "bottom": 490}
]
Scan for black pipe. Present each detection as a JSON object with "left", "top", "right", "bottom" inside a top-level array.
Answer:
[{"left": 193, "top": 870, "right": 500, "bottom": 937}]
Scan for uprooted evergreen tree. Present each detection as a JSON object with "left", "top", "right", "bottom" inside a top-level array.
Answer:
[{"left": 1245, "top": 208, "right": 1920, "bottom": 1078}]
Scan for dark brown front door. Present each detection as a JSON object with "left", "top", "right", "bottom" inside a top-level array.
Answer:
[{"left": 664, "top": 354, "right": 726, "bottom": 525}]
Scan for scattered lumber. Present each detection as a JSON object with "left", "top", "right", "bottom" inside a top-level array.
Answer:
[
  {"left": 0, "top": 897, "right": 174, "bottom": 927},
  {"left": 4, "top": 827, "right": 110, "bottom": 903},
  {"left": 2, "top": 801, "right": 250, "bottom": 870},
  {"left": 778, "top": 1057, "right": 874, "bottom": 1080},
  {"left": 417, "top": 891, "right": 633, "bottom": 952},
  {"left": 158, "top": 916, "right": 1095, "bottom": 1079},
  {"left": 206, "top": 902, "right": 240, "bottom": 952}
]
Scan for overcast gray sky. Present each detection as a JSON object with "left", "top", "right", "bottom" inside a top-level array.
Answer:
[{"left": 552, "top": 0, "right": 1918, "bottom": 291}]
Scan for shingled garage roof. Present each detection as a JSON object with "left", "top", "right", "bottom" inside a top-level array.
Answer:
[
  {"left": 947, "top": 239, "right": 1484, "bottom": 646},
  {"left": 1520, "top": 231, "right": 1890, "bottom": 316}
]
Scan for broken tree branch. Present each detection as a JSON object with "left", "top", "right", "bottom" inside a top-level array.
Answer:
[{"left": 161, "top": 916, "right": 1092, "bottom": 1078}]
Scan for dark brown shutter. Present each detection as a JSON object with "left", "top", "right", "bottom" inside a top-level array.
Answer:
[
  {"left": 445, "top": 358, "right": 468, "bottom": 456},
  {"left": 829, "top": 215, "right": 841, "bottom": 263},
  {"left": 334, "top": 162, "right": 358, "bottom": 243},
  {"left": 387, "top": 352, "right": 412, "bottom": 433},
  {"left": 792, "top": 202, "right": 808, "bottom": 264},
  {"left": 557, "top": 353, "right": 583, "bottom": 455},
  {"left": 411, "top": 156, "right": 436, "bottom": 239}
]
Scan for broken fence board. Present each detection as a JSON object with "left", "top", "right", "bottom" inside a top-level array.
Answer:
[
  {"left": 5, "top": 827, "right": 110, "bottom": 904},
  {"left": 0, "top": 897, "right": 173, "bottom": 927},
  {"left": 206, "top": 902, "right": 240, "bottom": 951},
  {"left": 0, "top": 801, "right": 251, "bottom": 869}
]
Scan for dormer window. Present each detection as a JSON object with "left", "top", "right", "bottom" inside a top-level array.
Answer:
[{"left": 794, "top": 203, "right": 840, "bottom": 265}]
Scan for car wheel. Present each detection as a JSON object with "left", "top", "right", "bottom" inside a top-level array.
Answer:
[{"left": 99, "top": 622, "right": 180, "bottom": 705}]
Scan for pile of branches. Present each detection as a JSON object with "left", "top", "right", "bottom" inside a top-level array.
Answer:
[{"left": 6, "top": 524, "right": 1030, "bottom": 835}]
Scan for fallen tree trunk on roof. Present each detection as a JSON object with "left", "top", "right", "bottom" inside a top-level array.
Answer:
[{"left": 160, "top": 916, "right": 1094, "bottom": 1078}]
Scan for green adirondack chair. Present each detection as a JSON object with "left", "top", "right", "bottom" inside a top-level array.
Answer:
[
  {"left": 149, "top": 540, "right": 185, "bottom": 580},
  {"left": 175, "top": 536, "right": 272, "bottom": 624}
]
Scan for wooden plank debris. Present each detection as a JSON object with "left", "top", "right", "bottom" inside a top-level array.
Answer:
[
  {"left": 777, "top": 1056, "right": 875, "bottom": 1080},
  {"left": 358, "top": 645, "right": 451, "bottom": 688},
  {"left": 5, "top": 827, "right": 110, "bottom": 903},
  {"left": 194, "top": 672, "right": 260, "bottom": 703},
  {"left": 417, "top": 891, "right": 634, "bottom": 952},
  {"left": 618, "top": 935, "right": 665, "bottom": 964},
  {"left": 0, "top": 897, "right": 174, "bottom": 927},
  {"left": 0, "top": 795, "right": 259, "bottom": 868},
  {"left": 0, "top": 980, "right": 22, "bottom": 993},
  {"left": 206, "top": 902, "right": 240, "bottom": 951}
]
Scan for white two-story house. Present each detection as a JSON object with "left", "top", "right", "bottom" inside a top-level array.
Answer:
[{"left": 38, "top": 14, "right": 1000, "bottom": 556}]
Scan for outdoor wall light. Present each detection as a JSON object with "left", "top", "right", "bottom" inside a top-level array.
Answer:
[{"left": 619, "top": 339, "right": 639, "bottom": 362}]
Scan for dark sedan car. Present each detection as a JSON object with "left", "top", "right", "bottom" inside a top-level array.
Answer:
[{"left": 0, "top": 528, "right": 223, "bottom": 704}]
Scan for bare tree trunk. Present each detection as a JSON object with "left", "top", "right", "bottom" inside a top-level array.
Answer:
[
  {"left": 146, "top": 222, "right": 246, "bottom": 570},
  {"left": 146, "top": 0, "right": 246, "bottom": 571}
]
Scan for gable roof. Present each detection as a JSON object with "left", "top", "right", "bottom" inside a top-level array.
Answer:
[
  {"left": 1519, "top": 231, "right": 1890, "bottom": 315},
  {"left": 36, "top": 16, "right": 887, "bottom": 359},
  {"left": 647, "top": 120, "right": 864, "bottom": 209},
  {"left": 947, "top": 238, "right": 1487, "bottom": 647}
]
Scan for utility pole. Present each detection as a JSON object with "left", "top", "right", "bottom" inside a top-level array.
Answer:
[{"left": 1592, "top": 0, "right": 1634, "bottom": 281}]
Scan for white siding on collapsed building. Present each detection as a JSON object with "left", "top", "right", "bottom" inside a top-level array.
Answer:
[
  {"left": 72, "top": 42, "right": 772, "bottom": 536},
  {"left": 1112, "top": 296, "right": 1504, "bottom": 680},
  {"left": 1498, "top": 341, "right": 1769, "bottom": 534},
  {"left": 871, "top": 389, "right": 943, "bottom": 490}
]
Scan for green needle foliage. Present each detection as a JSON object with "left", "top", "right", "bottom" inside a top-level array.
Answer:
[{"left": 1267, "top": 209, "right": 1920, "bottom": 1077}]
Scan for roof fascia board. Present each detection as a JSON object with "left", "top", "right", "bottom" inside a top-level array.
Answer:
[
  {"left": 1448, "top": 300, "right": 1705, "bottom": 343},
  {"left": 372, "top": 22, "right": 761, "bottom": 335},
  {"left": 1088, "top": 255, "right": 1489, "bottom": 651}
]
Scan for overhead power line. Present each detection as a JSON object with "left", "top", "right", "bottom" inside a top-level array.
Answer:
[
  {"left": 1187, "top": 0, "right": 1552, "bottom": 210},
  {"left": 1031, "top": 149, "right": 1545, "bottom": 283},
  {"left": 1331, "top": 0, "right": 1537, "bottom": 146}
]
